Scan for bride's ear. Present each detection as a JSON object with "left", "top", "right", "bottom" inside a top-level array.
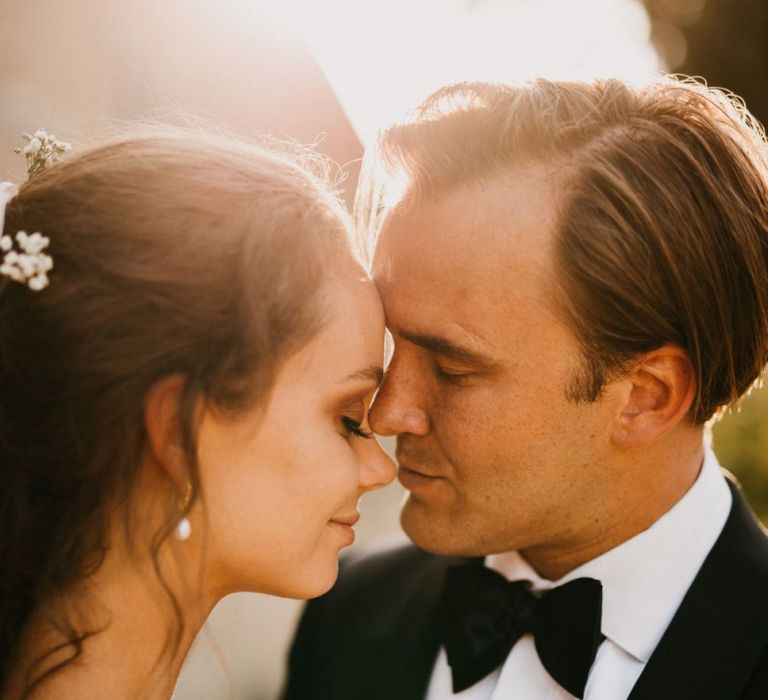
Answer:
[{"left": 144, "top": 374, "right": 189, "bottom": 489}]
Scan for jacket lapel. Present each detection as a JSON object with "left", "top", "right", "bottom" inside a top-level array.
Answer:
[
  {"left": 321, "top": 547, "right": 479, "bottom": 700},
  {"left": 377, "top": 554, "right": 484, "bottom": 700},
  {"left": 628, "top": 480, "right": 768, "bottom": 699}
]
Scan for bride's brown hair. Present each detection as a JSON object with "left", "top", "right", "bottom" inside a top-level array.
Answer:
[{"left": 0, "top": 129, "right": 349, "bottom": 695}]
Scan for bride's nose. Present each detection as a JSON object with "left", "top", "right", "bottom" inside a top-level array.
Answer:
[{"left": 358, "top": 439, "right": 396, "bottom": 492}]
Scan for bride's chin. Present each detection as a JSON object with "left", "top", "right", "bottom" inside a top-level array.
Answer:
[
  {"left": 273, "top": 524, "right": 355, "bottom": 598},
  {"left": 206, "top": 558, "right": 340, "bottom": 601},
  {"left": 214, "top": 530, "right": 352, "bottom": 599},
  {"left": 250, "top": 548, "right": 343, "bottom": 600},
  {"left": 277, "top": 562, "right": 341, "bottom": 600}
]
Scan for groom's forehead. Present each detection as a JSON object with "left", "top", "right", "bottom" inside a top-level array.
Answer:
[
  {"left": 372, "top": 177, "right": 557, "bottom": 310},
  {"left": 375, "top": 168, "right": 556, "bottom": 254}
]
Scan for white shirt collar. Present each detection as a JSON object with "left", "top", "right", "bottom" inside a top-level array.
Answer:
[{"left": 486, "top": 444, "right": 732, "bottom": 663}]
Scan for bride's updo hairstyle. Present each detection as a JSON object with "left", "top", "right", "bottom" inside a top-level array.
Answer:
[{"left": 0, "top": 130, "right": 349, "bottom": 690}]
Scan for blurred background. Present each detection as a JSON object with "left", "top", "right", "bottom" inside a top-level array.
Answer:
[{"left": 1, "top": 1, "right": 767, "bottom": 698}]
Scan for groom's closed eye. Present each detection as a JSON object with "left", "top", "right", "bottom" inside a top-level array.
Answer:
[{"left": 433, "top": 358, "right": 476, "bottom": 386}]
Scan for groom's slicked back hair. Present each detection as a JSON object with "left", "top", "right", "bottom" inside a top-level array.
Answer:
[{"left": 358, "top": 77, "right": 768, "bottom": 423}]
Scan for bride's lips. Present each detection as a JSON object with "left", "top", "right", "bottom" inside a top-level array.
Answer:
[
  {"left": 330, "top": 512, "right": 361, "bottom": 527},
  {"left": 328, "top": 512, "right": 360, "bottom": 546}
]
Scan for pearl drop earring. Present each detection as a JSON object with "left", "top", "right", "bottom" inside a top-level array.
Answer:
[
  {"left": 175, "top": 516, "right": 191, "bottom": 541},
  {"left": 175, "top": 483, "right": 193, "bottom": 541}
]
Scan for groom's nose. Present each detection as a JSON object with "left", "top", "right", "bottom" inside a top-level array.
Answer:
[{"left": 369, "top": 361, "right": 431, "bottom": 437}]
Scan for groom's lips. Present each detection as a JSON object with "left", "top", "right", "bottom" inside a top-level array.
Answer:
[{"left": 398, "top": 463, "right": 443, "bottom": 491}]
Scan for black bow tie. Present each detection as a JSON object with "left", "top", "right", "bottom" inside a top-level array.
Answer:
[{"left": 439, "top": 564, "right": 603, "bottom": 698}]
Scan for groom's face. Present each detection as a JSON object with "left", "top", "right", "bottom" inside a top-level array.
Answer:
[{"left": 370, "top": 167, "right": 619, "bottom": 557}]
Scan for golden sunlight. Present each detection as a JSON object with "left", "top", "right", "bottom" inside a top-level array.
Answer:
[{"left": 252, "top": 0, "right": 661, "bottom": 143}]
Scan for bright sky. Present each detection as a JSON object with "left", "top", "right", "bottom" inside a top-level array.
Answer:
[{"left": 226, "top": 0, "right": 661, "bottom": 145}]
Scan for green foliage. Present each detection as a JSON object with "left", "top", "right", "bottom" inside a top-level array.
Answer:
[{"left": 712, "top": 382, "right": 768, "bottom": 525}]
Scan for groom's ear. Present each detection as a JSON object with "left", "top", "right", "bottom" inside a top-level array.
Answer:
[
  {"left": 143, "top": 374, "right": 189, "bottom": 489},
  {"left": 611, "top": 345, "right": 696, "bottom": 448}
]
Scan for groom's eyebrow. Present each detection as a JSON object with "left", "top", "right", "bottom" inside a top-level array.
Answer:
[{"left": 400, "top": 331, "right": 498, "bottom": 368}]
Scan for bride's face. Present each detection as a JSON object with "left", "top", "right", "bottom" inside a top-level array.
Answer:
[{"left": 196, "top": 269, "right": 395, "bottom": 599}]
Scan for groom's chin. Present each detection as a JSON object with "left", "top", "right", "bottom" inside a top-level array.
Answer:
[{"left": 400, "top": 493, "right": 483, "bottom": 558}]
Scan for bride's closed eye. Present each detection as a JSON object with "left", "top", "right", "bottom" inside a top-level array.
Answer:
[
  {"left": 341, "top": 415, "right": 373, "bottom": 440},
  {"left": 333, "top": 367, "right": 383, "bottom": 441}
]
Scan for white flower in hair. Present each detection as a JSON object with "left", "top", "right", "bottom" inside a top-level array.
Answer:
[
  {"left": 0, "top": 230, "right": 53, "bottom": 291},
  {"left": 24, "top": 138, "right": 42, "bottom": 154},
  {"left": 14, "top": 129, "right": 72, "bottom": 178},
  {"left": 0, "top": 131, "right": 65, "bottom": 292}
]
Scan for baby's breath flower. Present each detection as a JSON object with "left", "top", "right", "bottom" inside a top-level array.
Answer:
[
  {"left": 0, "top": 230, "right": 54, "bottom": 292},
  {"left": 28, "top": 273, "right": 49, "bottom": 291},
  {"left": 1, "top": 136, "right": 59, "bottom": 292},
  {"left": 24, "top": 138, "right": 42, "bottom": 154},
  {"left": 14, "top": 129, "right": 72, "bottom": 178},
  {"left": 22, "top": 232, "right": 49, "bottom": 255},
  {"left": 0, "top": 263, "right": 23, "bottom": 282},
  {"left": 38, "top": 255, "right": 53, "bottom": 273}
]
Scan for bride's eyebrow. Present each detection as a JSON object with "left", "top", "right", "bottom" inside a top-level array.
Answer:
[{"left": 340, "top": 365, "right": 384, "bottom": 386}]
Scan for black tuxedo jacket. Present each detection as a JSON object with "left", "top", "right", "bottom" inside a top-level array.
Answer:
[{"left": 282, "top": 480, "right": 768, "bottom": 700}]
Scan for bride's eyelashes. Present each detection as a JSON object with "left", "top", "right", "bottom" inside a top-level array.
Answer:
[
  {"left": 334, "top": 386, "right": 378, "bottom": 440},
  {"left": 340, "top": 415, "right": 373, "bottom": 440}
]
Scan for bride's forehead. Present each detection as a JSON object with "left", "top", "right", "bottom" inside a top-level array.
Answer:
[{"left": 274, "top": 281, "right": 384, "bottom": 380}]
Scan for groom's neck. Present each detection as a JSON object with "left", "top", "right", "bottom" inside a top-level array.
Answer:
[{"left": 519, "top": 426, "right": 705, "bottom": 581}]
